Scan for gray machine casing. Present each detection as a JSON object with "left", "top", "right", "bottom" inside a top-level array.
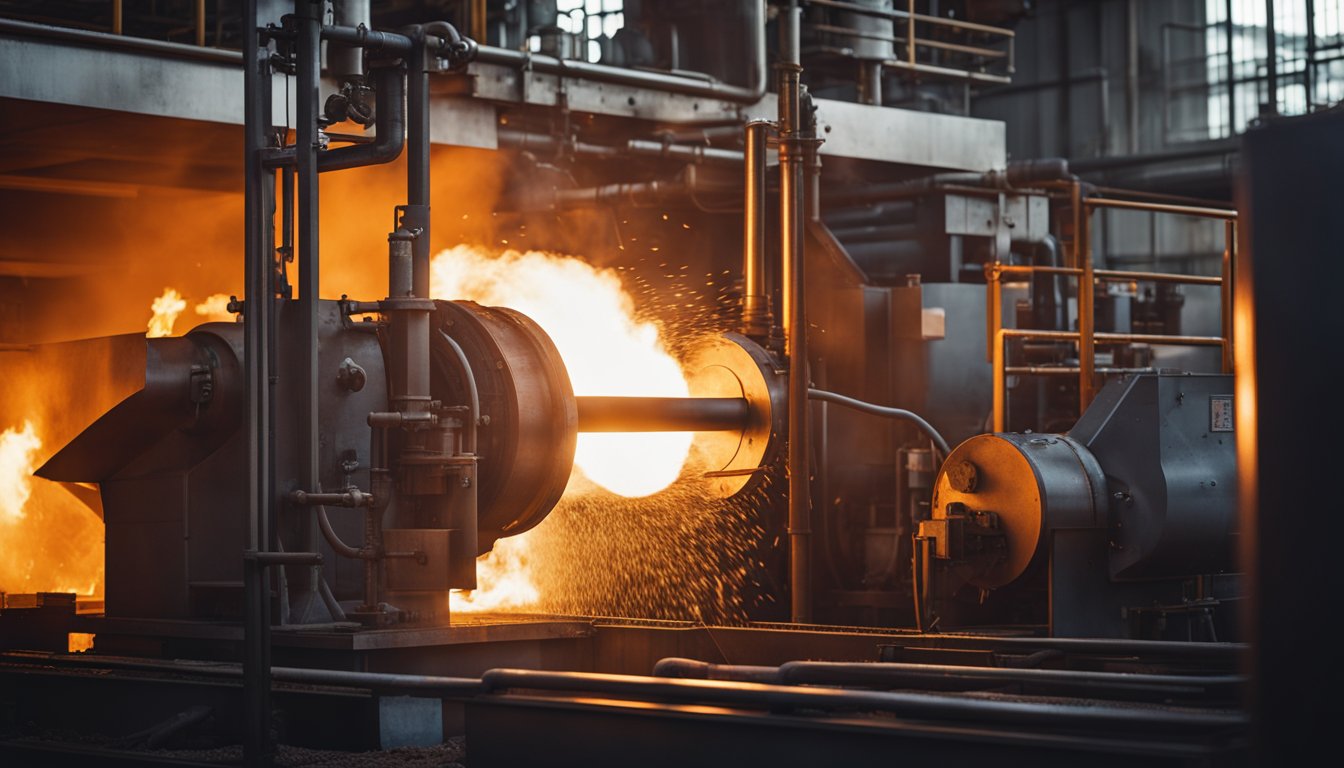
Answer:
[{"left": 1059, "top": 373, "right": 1238, "bottom": 636}]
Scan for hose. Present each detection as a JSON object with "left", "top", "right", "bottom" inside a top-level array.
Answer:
[
  {"left": 437, "top": 329, "right": 480, "bottom": 454},
  {"left": 806, "top": 388, "right": 952, "bottom": 456}
]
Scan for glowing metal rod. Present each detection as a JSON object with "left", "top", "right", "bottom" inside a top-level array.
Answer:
[{"left": 575, "top": 396, "right": 750, "bottom": 433}]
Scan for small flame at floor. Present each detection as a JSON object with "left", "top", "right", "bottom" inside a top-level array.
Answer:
[{"left": 449, "top": 536, "right": 537, "bottom": 613}]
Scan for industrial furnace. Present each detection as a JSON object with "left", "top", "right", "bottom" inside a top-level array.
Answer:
[{"left": 0, "top": 1, "right": 1294, "bottom": 765}]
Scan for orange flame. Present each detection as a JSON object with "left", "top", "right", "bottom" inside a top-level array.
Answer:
[
  {"left": 147, "top": 288, "right": 187, "bottom": 338},
  {"left": 0, "top": 421, "right": 103, "bottom": 597},
  {"left": 194, "top": 293, "right": 235, "bottom": 323},
  {"left": 449, "top": 536, "right": 538, "bottom": 612},
  {"left": 0, "top": 421, "right": 41, "bottom": 525},
  {"left": 434, "top": 245, "right": 695, "bottom": 613}
]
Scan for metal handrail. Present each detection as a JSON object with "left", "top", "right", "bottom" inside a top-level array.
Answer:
[
  {"left": 805, "top": 0, "right": 1015, "bottom": 83},
  {"left": 986, "top": 184, "right": 1237, "bottom": 432}
]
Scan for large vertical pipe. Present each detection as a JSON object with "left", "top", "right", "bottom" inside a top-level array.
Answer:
[
  {"left": 1221, "top": 219, "right": 1234, "bottom": 374},
  {"left": 295, "top": 0, "right": 323, "bottom": 605},
  {"left": 471, "top": 0, "right": 487, "bottom": 43},
  {"left": 780, "top": 0, "right": 811, "bottom": 624},
  {"left": 858, "top": 61, "right": 883, "bottom": 106},
  {"left": 1306, "top": 0, "right": 1316, "bottom": 109},
  {"left": 1125, "top": 0, "right": 1139, "bottom": 154},
  {"left": 407, "top": 33, "right": 432, "bottom": 301},
  {"left": 1264, "top": 0, "right": 1278, "bottom": 116},
  {"left": 742, "top": 120, "right": 771, "bottom": 338},
  {"left": 242, "top": 0, "right": 275, "bottom": 763}
]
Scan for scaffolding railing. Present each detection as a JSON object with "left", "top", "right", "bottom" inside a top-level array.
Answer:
[{"left": 985, "top": 183, "right": 1236, "bottom": 432}]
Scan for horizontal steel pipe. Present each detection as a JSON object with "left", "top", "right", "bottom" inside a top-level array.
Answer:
[
  {"left": 652, "top": 657, "right": 1244, "bottom": 703},
  {"left": 479, "top": 668, "right": 1245, "bottom": 732},
  {"left": 319, "top": 24, "right": 414, "bottom": 54},
  {"left": 575, "top": 396, "right": 750, "bottom": 433},
  {"left": 244, "top": 551, "right": 323, "bottom": 566}
]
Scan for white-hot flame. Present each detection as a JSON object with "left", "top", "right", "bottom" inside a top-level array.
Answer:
[
  {"left": 449, "top": 536, "right": 538, "bottom": 612},
  {"left": 429, "top": 245, "right": 693, "bottom": 498},
  {"left": 432, "top": 245, "right": 694, "bottom": 613}
]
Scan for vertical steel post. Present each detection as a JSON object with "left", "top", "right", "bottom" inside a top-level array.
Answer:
[
  {"left": 1306, "top": 0, "right": 1316, "bottom": 109},
  {"left": 296, "top": 0, "right": 323, "bottom": 610},
  {"left": 242, "top": 0, "right": 275, "bottom": 763},
  {"left": 406, "top": 33, "right": 432, "bottom": 299},
  {"left": 471, "top": 0, "right": 488, "bottom": 44},
  {"left": 780, "top": 0, "right": 811, "bottom": 624},
  {"left": 1264, "top": 0, "right": 1278, "bottom": 116}
]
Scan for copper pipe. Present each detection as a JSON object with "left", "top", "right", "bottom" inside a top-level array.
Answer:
[
  {"left": 1005, "top": 366, "right": 1159, "bottom": 376},
  {"left": 779, "top": 129, "right": 800, "bottom": 345},
  {"left": 470, "top": 0, "right": 487, "bottom": 44},
  {"left": 780, "top": 1, "right": 811, "bottom": 625},
  {"left": 985, "top": 260, "right": 1002, "bottom": 363},
  {"left": 1095, "top": 269, "right": 1222, "bottom": 285},
  {"left": 1079, "top": 202, "right": 1097, "bottom": 412},
  {"left": 1221, "top": 220, "right": 1235, "bottom": 374},
  {"left": 907, "top": 0, "right": 916, "bottom": 66},
  {"left": 994, "top": 264, "right": 1084, "bottom": 277},
  {"left": 992, "top": 328, "right": 1006, "bottom": 431},
  {"left": 196, "top": 0, "right": 206, "bottom": 46},
  {"left": 742, "top": 121, "right": 771, "bottom": 337},
  {"left": 1085, "top": 197, "right": 1238, "bottom": 220},
  {"left": 1095, "top": 332, "right": 1225, "bottom": 346},
  {"left": 1000, "top": 329, "right": 1223, "bottom": 346},
  {"left": 1002, "top": 329, "right": 1078, "bottom": 341},
  {"left": 993, "top": 264, "right": 1222, "bottom": 285},
  {"left": 113, "top": 0, "right": 122, "bottom": 35},
  {"left": 1069, "top": 180, "right": 1083, "bottom": 269}
]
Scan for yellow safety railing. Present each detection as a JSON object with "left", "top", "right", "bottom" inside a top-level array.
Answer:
[{"left": 986, "top": 182, "right": 1236, "bottom": 432}]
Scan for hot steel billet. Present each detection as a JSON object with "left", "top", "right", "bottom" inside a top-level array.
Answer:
[{"left": 575, "top": 396, "right": 751, "bottom": 433}]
